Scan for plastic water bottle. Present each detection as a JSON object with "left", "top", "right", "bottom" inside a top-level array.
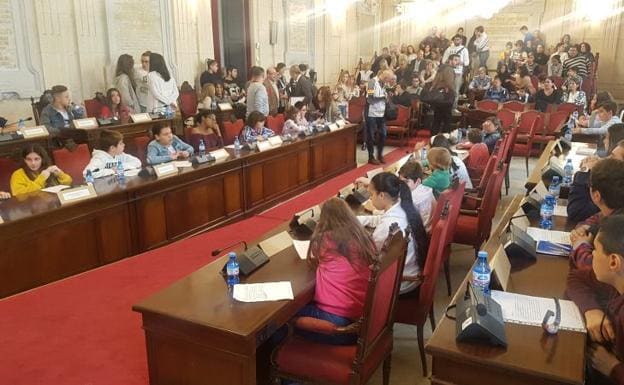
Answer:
[
  {"left": 17, "top": 118, "right": 25, "bottom": 131},
  {"left": 226, "top": 252, "right": 240, "bottom": 287},
  {"left": 165, "top": 105, "right": 172, "bottom": 119},
  {"left": 572, "top": 110, "right": 579, "bottom": 123},
  {"left": 421, "top": 147, "right": 427, "bottom": 162},
  {"left": 540, "top": 194, "right": 555, "bottom": 230},
  {"left": 116, "top": 159, "right": 125, "bottom": 182},
  {"left": 472, "top": 251, "right": 491, "bottom": 295},
  {"left": 211, "top": 99, "right": 217, "bottom": 111},
  {"left": 234, "top": 136, "right": 241, "bottom": 153},
  {"left": 85, "top": 169, "right": 94, "bottom": 184},
  {"left": 198, "top": 139, "right": 206, "bottom": 157},
  {"left": 564, "top": 127, "right": 573, "bottom": 142},
  {"left": 563, "top": 159, "right": 574, "bottom": 186},
  {"left": 548, "top": 175, "right": 561, "bottom": 201}
]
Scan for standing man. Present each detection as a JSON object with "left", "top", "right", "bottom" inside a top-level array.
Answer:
[
  {"left": 135, "top": 51, "right": 151, "bottom": 113},
  {"left": 289, "top": 65, "right": 314, "bottom": 107},
  {"left": 520, "top": 26, "right": 534, "bottom": 45},
  {"left": 246, "top": 66, "right": 269, "bottom": 117},
  {"left": 442, "top": 35, "right": 470, "bottom": 112},
  {"left": 564, "top": 45, "right": 589, "bottom": 78},
  {"left": 264, "top": 67, "right": 279, "bottom": 116},
  {"left": 365, "top": 70, "right": 393, "bottom": 165}
]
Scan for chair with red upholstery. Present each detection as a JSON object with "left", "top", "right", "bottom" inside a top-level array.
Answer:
[
  {"left": 134, "top": 136, "right": 151, "bottom": 165},
  {"left": 271, "top": 224, "right": 408, "bottom": 385},
  {"left": 462, "top": 156, "right": 498, "bottom": 210},
  {"left": 347, "top": 97, "right": 365, "bottom": 124},
  {"left": 178, "top": 89, "right": 198, "bottom": 121},
  {"left": 496, "top": 108, "right": 516, "bottom": 132},
  {"left": 502, "top": 100, "right": 526, "bottom": 113},
  {"left": 453, "top": 162, "right": 508, "bottom": 255},
  {"left": 267, "top": 113, "right": 285, "bottom": 135},
  {"left": 222, "top": 119, "right": 244, "bottom": 146},
  {"left": 513, "top": 112, "right": 543, "bottom": 175},
  {"left": 500, "top": 124, "right": 518, "bottom": 194},
  {"left": 52, "top": 144, "right": 91, "bottom": 183},
  {"left": 386, "top": 105, "right": 411, "bottom": 148},
  {"left": 464, "top": 143, "right": 490, "bottom": 181},
  {"left": 0, "top": 157, "right": 18, "bottom": 192},
  {"left": 557, "top": 102, "right": 580, "bottom": 116},
  {"left": 394, "top": 203, "right": 454, "bottom": 376},
  {"left": 530, "top": 76, "right": 539, "bottom": 92},
  {"left": 476, "top": 99, "right": 500, "bottom": 112},
  {"left": 83, "top": 98, "right": 106, "bottom": 118},
  {"left": 551, "top": 76, "right": 564, "bottom": 89},
  {"left": 533, "top": 110, "right": 568, "bottom": 150}
]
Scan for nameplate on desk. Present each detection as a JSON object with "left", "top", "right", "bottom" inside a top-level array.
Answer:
[
  {"left": 218, "top": 103, "right": 233, "bottom": 111},
  {"left": 130, "top": 113, "right": 152, "bottom": 123},
  {"left": 335, "top": 119, "right": 346, "bottom": 128},
  {"left": 21, "top": 125, "right": 49, "bottom": 139},
  {"left": 209, "top": 148, "right": 229, "bottom": 160},
  {"left": 153, "top": 163, "right": 178, "bottom": 178},
  {"left": 58, "top": 185, "right": 97, "bottom": 205},
  {"left": 328, "top": 123, "right": 340, "bottom": 132},
  {"left": 489, "top": 245, "right": 511, "bottom": 291},
  {"left": 72, "top": 117, "right": 99, "bottom": 129},
  {"left": 267, "top": 136, "right": 283, "bottom": 147},
  {"left": 258, "top": 231, "right": 293, "bottom": 257},
  {"left": 257, "top": 140, "right": 273, "bottom": 152}
]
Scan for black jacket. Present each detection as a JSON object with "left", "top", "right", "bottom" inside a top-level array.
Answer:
[{"left": 567, "top": 171, "right": 600, "bottom": 223}]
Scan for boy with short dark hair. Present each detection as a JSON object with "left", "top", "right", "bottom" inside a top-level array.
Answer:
[
  {"left": 146, "top": 124, "right": 194, "bottom": 165},
  {"left": 83, "top": 129, "right": 142, "bottom": 178},
  {"left": 566, "top": 214, "right": 624, "bottom": 383}
]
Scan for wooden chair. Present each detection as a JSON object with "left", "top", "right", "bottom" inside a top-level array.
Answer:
[
  {"left": 464, "top": 143, "right": 490, "bottom": 182},
  {"left": 556, "top": 102, "right": 580, "bottom": 116},
  {"left": 271, "top": 224, "right": 408, "bottom": 385},
  {"left": 500, "top": 125, "right": 518, "bottom": 194},
  {"left": 453, "top": 162, "right": 508, "bottom": 255},
  {"left": 52, "top": 144, "right": 91, "bottom": 183},
  {"left": 394, "top": 202, "right": 454, "bottom": 376},
  {"left": 512, "top": 113, "right": 543, "bottom": 176},
  {"left": 476, "top": 99, "right": 499, "bottom": 112},
  {"left": 533, "top": 110, "right": 568, "bottom": 150},
  {"left": 551, "top": 76, "right": 564, "bottom": 89},
  {"left": 178, "top": 88, "right": 198, "bottom": 121},
  {"left": 516, "top": 110, "right": 542, "bottom": 142},
  {"left": 496, "top": 108, "right": 516, "bottom": 132},
  {"left": 462, "top": 155, "right": 498, "bottom": 210},
  {"left": 385, "top": 105, "right": 411, "bottom": 148},
  {"left": 134, "top": 136, "right": 151, "bottom": 165},
  {"left": 408, "top": 99, "right": 422, "bottom": 136},
  {"left": 0, "top": 157, "right": 18, "bottom": 192},
  {"left": 502, "top": 100, "right": 525, "bottom": 113},
  {"left": 222, "top": 119, "right": 244, "bottom": 145},
  {"left": 84, "top": 98, "right": 106, "bottom": 118},
  {"left": 266, "top": 113, "right": 285, "bottom": 135},
  {"left": 31, "top": 97, "right": 46, "bottom": 125}
]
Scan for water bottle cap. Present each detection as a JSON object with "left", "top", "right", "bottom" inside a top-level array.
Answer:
[
  {"left": 552, "top": 176, "right": 559, "bottom": 182},
  {"left": 228, "top": 252, "right": 237, "bottom": 258},
  {"left": 477, "top": 251, "right": 488, "bottom": 259}
]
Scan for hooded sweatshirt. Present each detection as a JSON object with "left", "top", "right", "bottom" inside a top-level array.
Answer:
[{"left": 82, "top": 149, "right": 142, "bottom": 179}]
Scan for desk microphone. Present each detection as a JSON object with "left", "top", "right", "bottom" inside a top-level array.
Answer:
[
  {"left": 289, "top": 207, "right": 318, "bottom": 238},
  {"left": 1, "top": 117, "right": 32, "bottom": 134},
  {"left": 211, "top": 240, "right": 248, "bottom": 256}
]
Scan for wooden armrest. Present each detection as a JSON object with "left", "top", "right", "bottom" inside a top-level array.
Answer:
[
  {"left": 460, "top": 208, "right": 479, "bottom": 215},
  {"left": 293, "top": 316, "right": 361, "bottom": 335}
]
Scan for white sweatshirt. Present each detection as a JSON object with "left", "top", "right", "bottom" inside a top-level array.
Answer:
[
  {"left": 146, "top": 72, "right": 179, "bottom": 113},
  {"left": 82, "top": 149, "right": 142, "bottom": 178}
]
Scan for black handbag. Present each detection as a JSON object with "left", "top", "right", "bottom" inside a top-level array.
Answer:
[{"left": 384, "top": 100, "right": 398, "bottom": 120}]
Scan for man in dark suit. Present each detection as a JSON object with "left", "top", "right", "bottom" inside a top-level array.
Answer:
[
  {"left": 289, "top": 65, "right": 314, "bottom": 107},
  {"left": 264, "top": 67, "right": 279, "bottom": 116}
]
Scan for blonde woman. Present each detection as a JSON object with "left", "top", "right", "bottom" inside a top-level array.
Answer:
[
  {"left": 334, "top": 71, "right": 360, "bottom": 118},
  {"left": 197, "top": 83, "right": 216, "bottom": 110}
]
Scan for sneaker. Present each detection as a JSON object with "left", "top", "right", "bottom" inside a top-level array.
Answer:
[{"left": 368, "top": 158, "right": 380, "bottom": 165}]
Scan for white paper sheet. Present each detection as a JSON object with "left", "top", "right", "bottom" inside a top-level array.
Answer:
[
  {"left": 173, "top": 160, "right": 192, "bottom": 168},
  {"left": 490, "top": 290, "right": 586, "bottom": 332},
  {"left": 233, "top": 281, "right": 294, "bottom": 302},
  {"left": 292, "top": 239, "right": 310, "bottom": 260},
  {"left": 554, "top": 205, "right": 568, "bottom": 217},
  {"left": 124, "top": 168, "right": 141, "bottom": 177},
  {"left": 258, "top": 231, "right": 292, "bottom": 257},
  {"left": 576, "top": 147, "right": 596, "bottom": 156},
  {"left": 526, "top": 227, "right": 571, "bottom": 245},
  {"left": 41, "top": 185, "right": 71, "bottom": 194}
]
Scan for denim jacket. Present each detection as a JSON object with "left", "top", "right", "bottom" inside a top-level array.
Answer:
[
  {"left": 40, "top": 104, "right": 85, "bottom": 135},
  {"left": 146, "top": 135, "right": 194, "bottom": 165}
]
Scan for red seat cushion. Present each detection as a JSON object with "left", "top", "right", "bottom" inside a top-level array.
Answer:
[
  {"left": 453, "top": 214, "right": 478, "bottom": 245},
  {"left": 274, "top": 333, "right": 392, "bottom": 384}
]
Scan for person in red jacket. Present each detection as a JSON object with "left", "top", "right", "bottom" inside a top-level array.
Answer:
[{"left": 566, "top": 215, "right": 624, "bottom": 384}]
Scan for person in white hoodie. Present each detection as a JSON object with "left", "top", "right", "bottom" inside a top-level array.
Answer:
[
  {"left": 145, "top": 52, "right": 179, "bottom": 113},
  {"left": 83, "top": 129, "right": 142, "bottom": 179}
]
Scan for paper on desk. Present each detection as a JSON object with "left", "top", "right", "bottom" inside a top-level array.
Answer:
[
  {"left": 42, "top": 185, "right": 71, "bottom": 194},
  {"left": 553, "top": 205, "right": 568, "bottom": 217},
  {"left": 258, "top": 231, "right": 292, "bottom": 257},
  {"left": 124, "top": 168, "right": 141, "bottom": 177},
  {"left": 233, "top": 281, "right": 294, "bottom": 302},
  {"left": 292, "top": 239, "right": 310, "bottom": 259},
  {"left": 490, "top": 290, "right": 586, "bottom": 332},
  {"left": 576, "top": 147, "right": 596, "bottom": 156},
  {"left": 173, "top": 160, "right": 192, "bottom": 168},
  {"left": 526, "top": 227, "right": 571, "bottom": 245},
  {"left": 224, "top": 144, "right": 235, "bottom": 149}
]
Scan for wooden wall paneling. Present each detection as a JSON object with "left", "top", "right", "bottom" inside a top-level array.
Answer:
[
  {"left": 135, "top": 194, "right": 168, "bottom": 251},
  {"left": 297, "top": 148, "right": 310, "bottom": 185},
  {"left": 223, "top": 170, "right": 244, "bottom": 215},
  {"left": 95, "top": 203, "right": 133, "bottom": 264}
]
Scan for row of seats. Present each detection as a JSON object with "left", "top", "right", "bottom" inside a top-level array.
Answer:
[{"left": 476, "top": 99, "right": 583, "bottom": 115}]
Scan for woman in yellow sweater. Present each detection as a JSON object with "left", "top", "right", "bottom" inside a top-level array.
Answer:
[{"left": 10, "top": 145, "right": 72, "bottom": 195}]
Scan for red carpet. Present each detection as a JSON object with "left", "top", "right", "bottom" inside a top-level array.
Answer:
[{"left": 0, "top": 149, "right": 407, "bottom": 385}]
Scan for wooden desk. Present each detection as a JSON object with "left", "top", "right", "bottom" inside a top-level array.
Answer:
[
  {"left": 133, "top": 223, "right": 315, "bottom": 385},
  {"left": 0, "top": 125, "right": 356, "bottom": 298},
  {"left": 425, "top": 195, "right": 585, "bottom": 385},
  {"left": 0, "top": 135, "right": 51, "bottom": 160}
]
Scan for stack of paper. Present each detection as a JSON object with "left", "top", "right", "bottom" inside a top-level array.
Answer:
[
  {"left": 490, "top": 291, "right": 586, "bottom": 332},
  {"left": 233, "top": 281, "right": 294, "bottom": 302},
  {"left": 526, "top": 227, "right": 572, "bottom": 256}
]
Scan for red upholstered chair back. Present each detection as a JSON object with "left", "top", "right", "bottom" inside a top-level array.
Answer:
[
  {"left": 465, "top": 143, "right": 490, "bottom": 179},
  {"left": 475, "top": 155, "right": 498, "bottom": 192},
  {"left": 496, "top": 109, "right": 516, "bottom": 132},
  {"left": 222, "top": 119, "right": 244, "bottom": 145},
  {"left": 551, "top": 76, "right": 564, "bottom": 89},
  {"left": 0, "top": 157, "right": 18, "bottom": 192},
  {"left": 178, "top": 90, "right": 198, "bottom": 120},
  {"left": 267, "top": 114, "right": 285, "bottom": 135},
  {"left": 84, "top": 98, "right": 106, "bottom": 118},
  {"left": 500, "top": 125, "right": 518, "bottom": 165},
  {"left": 530, "top": 76, "right": 539, "bottom": 91},
  {"left": 52, "top": 144, "right": 90, "bottom": 183},
  {"left": 478, "top": 163, "right": 507, "bottom": 241},
  {"left": 134, "top": 136, "right": 151, "bottom": 165},
  {"left": 545, "top": 111, "right": 569, "bottom": 135},
  {"left": 347, "top": 101, "right": 365, "bottom": 124},
  {"left": 557, "top": 102, "right": 580, "bottom": 116},
  {"left": 429, "top": 180, "right": 464, "bottom": 233},
  {"left": 385, "top": 105, "right": 410, "bottom": 126},
  {"left": 476, "top": 99, "right": 499, "bottom": 112},
  {"left": 357, "top": 224, "right": 407, "bottom": 355},
  {"left": 502, "top": 100, "right": 525, "bottom": 113},
  {"left": 517, "top": 110, "right": 541, "bottom": 134}
]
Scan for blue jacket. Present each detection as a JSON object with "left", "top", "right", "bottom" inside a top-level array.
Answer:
[
  {"left": 146, "top": 135, "right": 194, "bottom": 165},
  {"left": 40, "top": 104, "right": 85, "bottom": 134}
]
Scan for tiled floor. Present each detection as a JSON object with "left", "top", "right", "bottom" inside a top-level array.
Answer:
[{"left": 354, "top": 145, "right": 536, "bottom": 384}]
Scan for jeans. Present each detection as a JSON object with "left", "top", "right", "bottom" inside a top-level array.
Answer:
[
  {"left": 478, "top": 51, "right": 490, "bottom": 69},
  {"left": 365, "top": 116, "right": 387, "bottom": 160},
  {"left": 338, "top": 103, "right": 348, "bottom": 119}
]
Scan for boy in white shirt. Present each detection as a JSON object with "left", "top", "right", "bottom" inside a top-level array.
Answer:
[{"left": 83, "top": 130, "right": 142, "bottom": 179}]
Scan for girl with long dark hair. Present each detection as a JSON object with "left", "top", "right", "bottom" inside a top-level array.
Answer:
[
  {"left": 145, "top": 52, "right": 179, "bottom": 113},
  {"left": 10, "top": 145, "right": 72, "bottom": 195},
  {"left": 113, "top": 54, "right": 139, "bottom": 112}
]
